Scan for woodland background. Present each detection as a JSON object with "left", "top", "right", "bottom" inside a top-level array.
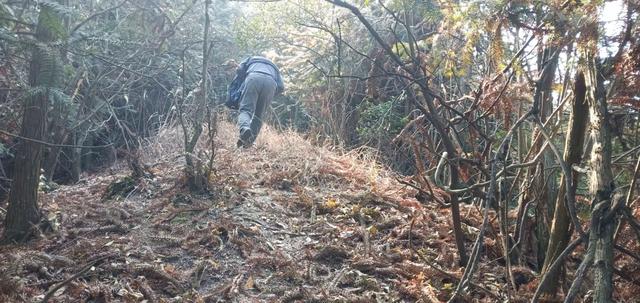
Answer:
[{"left": 0, "top": 0, "right": 639, "bottom": 302}]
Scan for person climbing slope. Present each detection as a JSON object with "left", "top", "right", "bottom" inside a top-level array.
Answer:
[{"left": 226, "top": 55, "right": 285, "bottom": 148}]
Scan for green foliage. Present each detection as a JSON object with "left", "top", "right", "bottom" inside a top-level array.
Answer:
[
  {"left": 39, "top": 0, "right": 77, "bottom": 19},
  {"left": 356, "top": 98, "right": 408, "bottom": 143},
  {"left": 393, "top": 39, "right": 432, "bottom": 60},
  {"left": 421, "top": 1, "right": 444, "bottom": 22},
  {"left": 23, "top": 86, "right": 67, "bottom": 102},
  {"left": 38, "top": 2, "right": 71, "bottom": 40},
  {"left": 0, "top": 143, "right": 12, "bottom": 158},
  {"left": 102, "top": 175, "right": 137, "bottom": 201},
  {"left": 232, "top": 7, "right": 284, "bottom": 54},
  {"left": 270, "top": 95, "right": 311, "bottom": 131},
  {"left": 32, "top": 2, "right": 67, "bottom": 93},
  {"left": 0, "top": 4, "right": 15, "bottom": 27},
  {"left": 32, "top": 44, "right": 63, "bottom": 84}
]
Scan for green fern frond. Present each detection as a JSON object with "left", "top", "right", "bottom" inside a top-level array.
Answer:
[
  {"left": 0, "top": 142, "right": 13, "bottom": 157},
  {"left": 32, "top": 43, "right": 64, "bottom": 86},
  {"left": 0, "top": 29, "right": 20, "bottom": 43},
  {"left": 49, "top": 87, "right": 71, "bottom": 105},
  {"left": 0, "top": 4, "right": 16, "bottom": 27},
  {"left": 21, "top": 86, "right": 68, "bottom": 105},
  {"left": 22, "top": 86, "right": 49, "bottom": 99},
  {"left": 38, "top": 0, "right": 78, "bottom": 19},
  {"left": 37, "top": 2, "right": 69, "bottom": 41}
]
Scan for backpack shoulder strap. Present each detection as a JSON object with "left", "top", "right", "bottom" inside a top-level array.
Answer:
[{"left": 234, "top": 57, "right": 251, "bottom": 78}]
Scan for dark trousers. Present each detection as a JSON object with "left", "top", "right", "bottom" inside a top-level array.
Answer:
[{"left": 237, "top": 73, "right": 276, "bottom": 143}]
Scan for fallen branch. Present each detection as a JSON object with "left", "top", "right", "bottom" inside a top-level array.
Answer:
[
  {"left": 69, "top": 224, "right": 128, "bottom": 236},
  {"left": 615, "top": 244, "right": 640, "bottom": 263},
  {"left": 158, "top": 206, "right": 209, "bottom": 224},
  {"left": 531, "top": 234, "right": 587, "bottom": 302},
  {"left": 408, "top": 215, "right": 500, "bottom": 300},
  {"left": 396, "top": 177, "right": 449, "bottom": 207},
  {"left": 133, "top": 264, "right": 185, "bottom": 292},
  {"left": 622, "top": 207, "right": 640, "bottom": 244},
  {"left": 41, "top": 255, "right": 110, "bottom": 303}
]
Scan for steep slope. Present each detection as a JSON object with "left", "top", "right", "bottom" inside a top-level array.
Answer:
[{"left": 1, "top": 121, "right": 510, "bottom": 302}]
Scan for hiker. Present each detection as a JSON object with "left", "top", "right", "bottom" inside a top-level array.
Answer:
[{"left": 226, "top": 56, "right": 285, "bottom": 148}]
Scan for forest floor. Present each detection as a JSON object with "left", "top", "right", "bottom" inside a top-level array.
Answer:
[{"left": 4, "top": 120, "right": 633, "bottom": 303}]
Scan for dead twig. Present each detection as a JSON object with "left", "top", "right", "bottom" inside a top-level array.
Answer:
[
  {"left": 396, "top": 177, "right": 449, "bottom": 207},
  {"left": 41, "top": 255, "right": 110, "bottom": 303},
  {"left": 449, "top": 115, "right": 519, "bottom": 302},
  {"left": 133, "top": 277, "right": 157, "bottom": 303},
  {"left": 68, "top": 224, "right": 128, "bottom": 236},
  {"left": 133, "top": 264, "right": 185, "bottom": 292},
  {"left": 158, "top": 206, "right": 209, "bottom": 224},
  {"left": 408, "top": 214, "right": 499, "bottom": 300},
  {"left": 191, "top": 261, "right": 209, "bottom": 290},
  {"left": 531, "top": 233, "right": 587, "bottom": 302},
  {"left": 228, "top": 273, "right": 244, "bottom": 298},
  {"left": 622, "top": 207, "right": 640, "bottom": 244},
  {"left": 614, "top": 155, "right": 640, "bottom": 241}
]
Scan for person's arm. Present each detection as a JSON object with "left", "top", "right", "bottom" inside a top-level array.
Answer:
[{"left": 275, "top": 72, "right": 285, "bottom": 94}]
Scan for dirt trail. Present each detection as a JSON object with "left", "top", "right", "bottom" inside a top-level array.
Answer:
[{"left": 0, "top": 122, "right": 502, "bottom": 302}]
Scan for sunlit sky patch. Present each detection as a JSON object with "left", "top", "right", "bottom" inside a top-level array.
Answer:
[{"left": 600, "top": 0, "right": 625, "bottom": 36}]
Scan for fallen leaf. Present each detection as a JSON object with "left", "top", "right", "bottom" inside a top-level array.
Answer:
[
  {"left": 325, "top": 198, "right": 339, "bottom": 208},
  {"left": 245, "top": 275, "right": 255, "bottom": 290},
  {"left": 53, "top": 286, "right": 67, "bottom": 297}
]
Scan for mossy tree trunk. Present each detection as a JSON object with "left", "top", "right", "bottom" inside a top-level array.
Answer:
[
  {"left": 539, "top": 70, "right": 589, "bottom": 297},
  {"left": 2, "top": 3, "right": 66, "bottom": 243}
]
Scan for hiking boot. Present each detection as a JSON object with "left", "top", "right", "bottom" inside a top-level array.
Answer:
[{"left": 237, "top": 128, "right": 253, "bottom": 148}]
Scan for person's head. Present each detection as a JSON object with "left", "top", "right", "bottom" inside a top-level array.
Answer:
[
  {"left": 260, "top": 51, "right": 278, "bottom": 63},
  {"left": 222, "top": 59, "right": 239, "bottom": 77}
]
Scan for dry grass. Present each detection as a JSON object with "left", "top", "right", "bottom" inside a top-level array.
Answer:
[
  {"left": 140, "top": 118, "right": 424, "bottom": 209},
  {"left": 2, "top": 119, "right": 636, "bottom": 302}
]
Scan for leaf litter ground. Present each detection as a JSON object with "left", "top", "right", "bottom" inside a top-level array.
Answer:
[{"left": 2, "top": 121, "right": 637, "bottom": 302}]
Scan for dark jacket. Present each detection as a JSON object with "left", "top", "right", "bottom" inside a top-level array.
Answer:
[{"left": 226, "top": 56, "right": 284, "bottom": 109}]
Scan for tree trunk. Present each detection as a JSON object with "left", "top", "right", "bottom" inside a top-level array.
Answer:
[
  {"left": 184, "top": 0, "right": 211, "bottom": 191},
  {"left": 2, "top": 3, "right": 65, "bottom": 243},
  {"left": 71, "top": 130, "right": 88, "bottom": 183},
  {"left": 539, "top": 70, "right": 589, "bottom": 297},
  {"left": 513, "top": 45, "right": 559, "bottom": 267},
  {"left": 42, "top": 125, "right": 67, "bottom": 181},
  {"left": 584, "top": 49, "right": 616, "bottom": 303},
  {"left": 563, "top": 16, "right": 617, "bottom": 302}
]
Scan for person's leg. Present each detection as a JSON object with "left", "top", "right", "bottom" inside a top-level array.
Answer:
[
  {"left": 249, "top": 76, "right": 276, "bottom": 143},
  {"left": 237, "top": 75, "right": 259, "bottom": 145}
]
